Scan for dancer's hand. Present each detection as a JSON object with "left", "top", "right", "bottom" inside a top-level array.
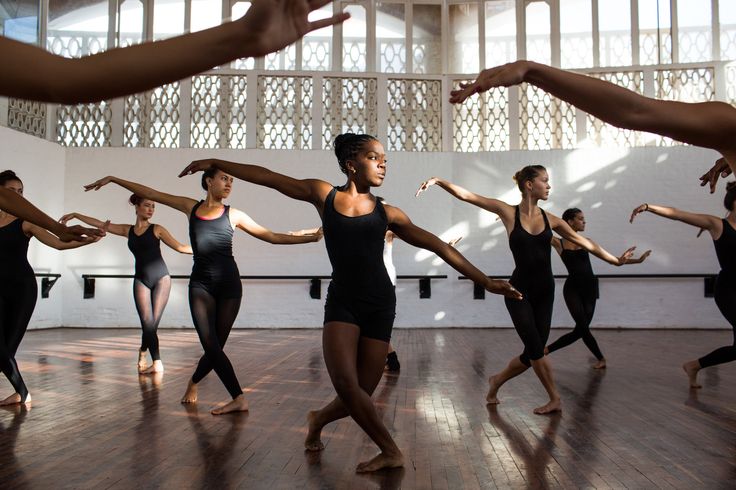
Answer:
[
  {"left": 486, "top": 279, "right": 523, "bottom": 300},
  {"left": 699, "top": 157, "right": 731, "bottom": 194},
  {"left": 179, "top": 159, "right": 215, "bottom": 177},
  {"left": 448, "top": 236, "right": 463, "bottom": 247},
  {"left": 637, "top": 249, "right": 652, "bottom": 262},
  {"left": 449, "top": 61, "right": 529, "bottom": 104},
  {"left": 240, "top": 0, "right": 350, "bottom": 58},
  {"left": 289, "top": 226, "right": 323, "bottom": 241},
  {"left": 629, "top": 204, "right": 648, "bottom": 223},
  {"left": 58, "top": 212, "right": 76, "bottom": 225},
  {"left": 415, "top": 177, "right": 439, "bottom": 197},
  {"left": 616, "top": 246, "right": 637, "bottom": 265},
  {"left": 57, "top": 224, "right": 105, "bottom": 242},
  {"left": 84, "top": 176, "right": 114, "bottom": 191}
]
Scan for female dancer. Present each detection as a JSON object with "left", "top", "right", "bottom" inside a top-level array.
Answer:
[
  {"left": 630, "top": 182, "right": 736, "bottom": 388},
  {"left": 83, "top": 172, "right": 322, "bottom": 414},
  {"left": 60, "top": 195, "right": 192, "bottom": 374},
  {"left": 415, "top": 167, "right": 635, "bottom": 414},
  {"left": 0, "top": 170, "right": 104, "bottom": 406},
  {"left": 546, "top": 208, "right": 651, "bottom": 369},
  {"left": 178, "top": 133, "right": 520, "bottom": 472},
  {"left": 448, "top": 60, "right": 736, "bottom": 192}
]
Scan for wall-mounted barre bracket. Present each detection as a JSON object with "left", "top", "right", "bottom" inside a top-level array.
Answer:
[{"left": 36, "top": 273, "right": 61, "bottom": 299}]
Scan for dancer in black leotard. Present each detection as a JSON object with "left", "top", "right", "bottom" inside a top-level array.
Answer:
[
  {"left": 630, "top": 183, "right": 736, "bottom": 389},
  {"left": 83, "top": 173, "right": 322, "bottom": 414},
  {"left": 416, "top": 167, "right": 635, "bottom": 414},
  {"left": 178, "top": 133, "right": 520, "bottom": 472},
  {"left": 546, "top": 208, "right": 651, "bottom": 369},
  {"left": 0, "top": 170, "right": 103, "bottom": 406},
  {"left": 61, "top": 195, "right": 192, "bottom": 374}
]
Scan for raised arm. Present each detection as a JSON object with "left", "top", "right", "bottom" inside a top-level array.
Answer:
[
  {"left": 179, "top": 159, "right": 333, "bottom": 207},
  {"left": 154, "top": 225, "right": 193, "bottom": 254},
  {"left": 59, "top": 212, "right": 129, "bottom": 237},
  {"left": 84, "top": 176, "right": 196, "bottom": 215},
  {"left": 630, "top": 203, "right": 723, "bottom": 239},
  {"left": 0, "top": 187, "right": 102, "bottom": 242},
  {"left": 415, "top": 177, "right": 515, "bottom": 228},
  {"left": 24, "top": 221, "right": 107, "bottom": 250},
  {"left": 549, "top": 214, "right": 634, "bottom": 266},
  {"left": 385, "top": 206, "right": 521, "bottom": 300},
  {"left": 230, "top": 208, "right": 323, "bottom": 245},
  {"left": 0, "top": 0, "right": 348, "bottom": 103}
]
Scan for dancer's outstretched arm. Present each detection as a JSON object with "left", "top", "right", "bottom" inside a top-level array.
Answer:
[
  {"left": 84, "top": 176, "right": 196, "bottom": 216},
  {"left": 548, "top": 213, "right": 635, "bottom": 266},
  {"left": 630, "top": 203, "right": 722, "bottom": 239},
  {"left": 230, "top": 208, "right": 322, "bottom": 244},
  {"left": 155, "top": 225, "right": 193, "bottom": 254},
  {"left": 449, "top": 60, "right": 736, "bottom": 191},
  {"left": 384, "top": 205, "right": 522, "bottom": 300},
  {"left": 1, "top": 0, "right": 348, "bottom": 103},
  {"left": 552, "top": 233, "right": 650, "bottom": 264},
  {"left": 24, "top": 220, "right": 108, "bottom": 250},
  {"left": 60, "top": 212, "right": 129, "bottom": 237},
  {"left": 0, "top": 188, "right": 102, "bottom": 242}
]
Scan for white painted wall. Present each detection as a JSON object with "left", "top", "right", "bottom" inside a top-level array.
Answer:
[{"left": 3, "top": 124, "right": 730, "bottom": 329}]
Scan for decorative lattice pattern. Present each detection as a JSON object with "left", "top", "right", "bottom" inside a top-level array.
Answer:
[
  {"left": 387, "top": 79, "right": 441, "bottom": 152},
  {"left": 727, "top": 65, "right": 736, "bottom": 106},
  {"left": 265, "top": 45, "right": 297, "bottom": 70},
  {"left": 124, "top": 83, "right": 181, "bottom": 148},
  {"left": 520, "top": 84, "right": 575, "bottom": 150},
  {"left": 678, "top": 27, "right": 712, "bottom": 63},
  {"left": 57, "top": 102, "right": 112, "bottom": 147},
  {"left": 722, "top": 25, "right": 736, "bottom": 61},
  {"left": 190, "top": 75, "right": 248, "bottom": 149},
  {"left": 47, "top": 32, "right": 106, "bottom": 58},
  {"left": 586, "top": 71, "right": 646, "bottom": 147},
  {"left": 653, "top": 68, "right": 714, "bottom": 146},
  {"left": 303, "top": 39, "right": 331, "bottom": 71},
  {"left": 561, "top": 36, "right": 593, "bottom": 69},
  {"left": 257, "top": 76, "right": 313, "bottom": 149},
  {"left": 452, "top": 81, "right": 508, "bottom": 152},
  {"left": 599, "top": 31, "right": 632, "bottom": 66},
  {"left": 343, "top": 40, "right": 367, "bottom": 72},
  {"left": 322, "top": 78, "right": 378, "bottom": 149},
  {"left": 8, "top": 99, "right": 46, "bottom": 139},
  {"left": 380, "top": 40, "right": 406, "bottom": 73},
  {"left": 640, "top": 31, "right": 673, "bottom": 65}
]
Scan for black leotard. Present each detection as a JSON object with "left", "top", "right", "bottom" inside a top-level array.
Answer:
[
  {"left": 698, "top": 219, "right": 736, "bottom": 368},
  {"left": 504, "top": 206, "right": 555, "bottom": 366},
  {"left": 546, "top": 239, "right": 604, "bottom": 360},
  {"left": 322, "top": 187, "right": 396, "bottom": 342},
  {"left": 188, "top": 201, "right": 242, "bottom": 299},
  {"left": 127, "top": 224, "right": 169, "bottom": 289},
  {"left": 0, "top": 219, "right": 37, "bottom": 401}
]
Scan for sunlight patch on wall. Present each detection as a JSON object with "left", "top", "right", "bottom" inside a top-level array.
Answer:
[{"left": 564, "top": 147, "right": 630, "bottom": 184}]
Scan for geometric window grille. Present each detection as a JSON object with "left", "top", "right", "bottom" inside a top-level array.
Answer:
[
  {"left": 640, "top": 30, "right": 672, "bottom": 65},
  {"left": 586, "top": 71, "right": 646, "bottom": 148},
  {"left": 452, "top": 82, "right": 508, "bottom": 152},
  {"left": 257, "top": 76, "right": 313, "bottom": 149},
  {"left": 519, "top": 83, "right": 575, "bottom": 150},
  {"left": 722, "top": 23, "right": 736, "bottom": 61},
  {"left": 56, "top": 102, "right": 112, "bottom": 147},
  {"left": 191, "top": 75, "right": 248, "bottom": 149},
  {"left": 8, "top": 98, "right": 47, "bottom": 139},
  {"left": 728, "top": 64, "right": 736, "bottom": 107},
  {"left": 265, "top": 45, "right": 297, "bottom": 70},
  {"left": 678, "top": 26, "right": 712, "bottom": 63},
  {"left": 654, "top": 68, "right": 714, "bottom": 146},
  {"left": 322, "top": 77, "right": 378, "bottom": 150},
  {"left": 46, "top": 32, "right": 106, "bottom": 59},
  {"left": 386, "top": 79, "right": 442, "bottom": 152},
  {"left": 124, "top": 82, "right": 181, "bottom": 148},
  {"left": 303, "top": 38, "right": 332, "bottom": 71},
  {"left": 380, "top": 39, "right": 406, "bottom": 73}
]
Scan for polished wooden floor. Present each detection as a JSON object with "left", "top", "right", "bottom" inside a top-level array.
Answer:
[{"left": 1, "top": 328, "right": 735, "bottom": 489}]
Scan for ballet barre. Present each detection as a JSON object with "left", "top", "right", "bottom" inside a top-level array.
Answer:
[
  {"left": 458, "top": 274, "right": 719, "bottom": 299},
  {"left": 80, "top": 274, "right": 448, "bottom": 299},
  {"left": 34, "top": 273, "right": 61, "bottom": 298}
]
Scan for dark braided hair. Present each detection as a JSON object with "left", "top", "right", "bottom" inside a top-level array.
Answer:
[
  {"left": 512, "top": 165, "right": 546, "bottom": 194},
  {"left": 334, "top": 133, "right": 378, "bottom": 175},
  {"left": 0, "top": 170, "right": 21, "bottom": 186},
  {"left": 562, "top": 208, "right": 582, "bottom": 223},
  {"left": 725, "top": 181, "right": 736, "bottom": 211}
]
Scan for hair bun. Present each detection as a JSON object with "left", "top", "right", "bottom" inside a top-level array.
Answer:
[{"left": 726, "top": 181, "right": 736, "bottom": 192}]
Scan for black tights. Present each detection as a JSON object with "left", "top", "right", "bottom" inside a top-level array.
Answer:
[
  {"left": 505, "top": 280, "right": 554, "bottom": 367},
  {"left": 188, "top": 287, "right": 242, "bottom": 399},
  {"left": 546, "top": 281, "right": 603, "bottom": 361},
  {"left": 0, "top": 278, "right": 37, "bottom": 401},
  {"left": 698, "top": 274, "right": 736, "bottom": 368},
  {"left": 133, "top": 277, "right": 171, "bottom": 361}
]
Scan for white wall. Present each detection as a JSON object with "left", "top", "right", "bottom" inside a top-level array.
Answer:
[{"left": 3, "top": 125, "right": 730, "bottom": 329}]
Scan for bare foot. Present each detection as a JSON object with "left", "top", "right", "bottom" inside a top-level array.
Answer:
[
  {"left": 137, "top": 350, "right": 148, "bottom": 373},
  {"left": 180, "top": 379, "right": 198, "bottom": 404},
  {"left": 683, "top": 360, "right": 702, "bottom": 388},
  {"left": 486, "top": 375, "right": 501, "bottom": 404},
  {"left": 305, "top": 410, "right": 325, "bottom": 451},
  {"left": 356, "top": 451, "right": 404, "bottom": 473},
  {"left": 533, "top": 398, "right": 562, "bottom": 415},
  {"left": 0, "top": 392, "right": 31, "bottom": 406},
  {"left": 142, "top": 360, "right": 164, "bottom": 374},
  {"left": 211, "top": 394, "right": 249, "bottom": 415},
  {"left": 593, "top": 359, "right": 607, "bottom": 369}
]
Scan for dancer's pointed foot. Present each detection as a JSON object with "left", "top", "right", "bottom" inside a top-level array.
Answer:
[
  {"left": 137, "top": 349, "right": 148, "bottom": 373},
  {"left": 304, "top": 410, "right": 325, "bottom": 451},
  {"left": 180, "top": 379, "right": 198, "bottom": 403},
  {"left": 533, "top": 398, "right": 561, "bottom": 415},
  {"left": 142, "top": 360, "right": 164, "bottom": 374},
  {"left": 683, "top": 360, "right": 702, "bottom": 388},
  {"left": 593, "top": 359, "right": 607, "bottom": 369},
  {"left": 0, "top": 392, "right": 31, "bottom": 406},
  {"left": 211, "top": 394, "right": 249, "bottom": 415},
  {"left": 486, "top": 375, "right": 501, "bottom": 404},
  {"left": 355, "top": 451, "right": 404, "bottom": 473}
]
